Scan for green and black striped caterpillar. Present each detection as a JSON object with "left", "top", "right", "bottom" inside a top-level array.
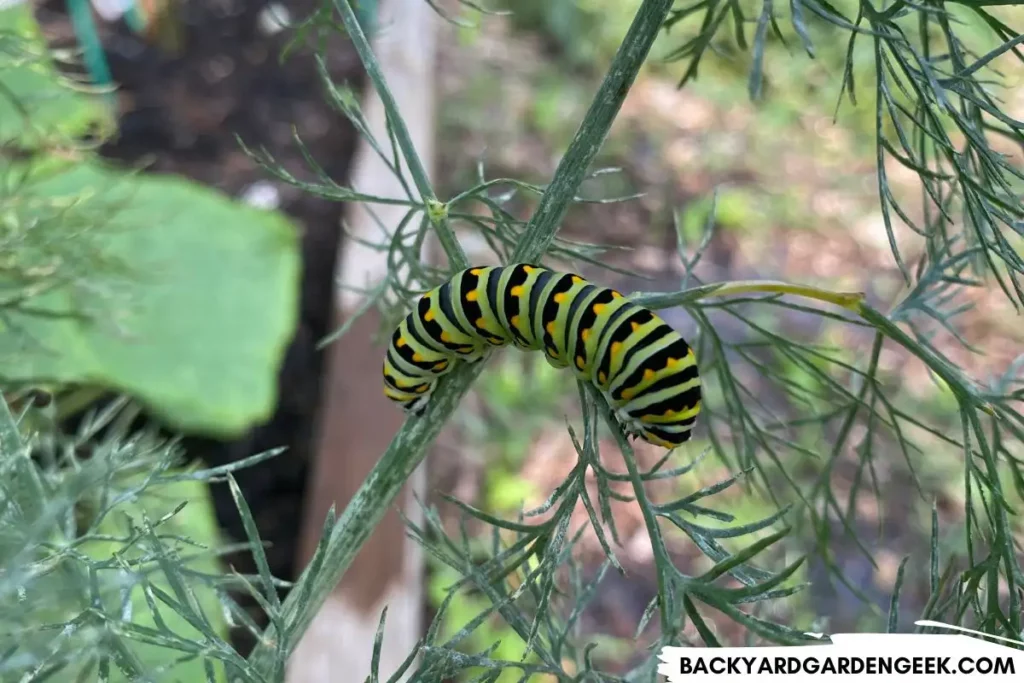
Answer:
[{"left": 382, "top": 264, "right": 701, "bottom": 449}]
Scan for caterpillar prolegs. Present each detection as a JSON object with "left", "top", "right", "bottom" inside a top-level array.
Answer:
[{"left": 382, "top": 264, "right": 701, "bottom": 449}]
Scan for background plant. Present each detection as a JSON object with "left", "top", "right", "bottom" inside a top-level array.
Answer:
[{"left": 1, "top": 3, "right": 301, "bottom": 680}]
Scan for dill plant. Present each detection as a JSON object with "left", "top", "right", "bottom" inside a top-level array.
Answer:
[
  {"left": 245, "top": 0, "right": 1022, "bottom": 677},
  {"left": 4, "top": 0, "right": 1022, "bottom": 681}
]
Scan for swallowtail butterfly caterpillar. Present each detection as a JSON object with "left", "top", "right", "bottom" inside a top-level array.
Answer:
[{"left": 382, "top": 264, "right": 701, "bottom": 449}]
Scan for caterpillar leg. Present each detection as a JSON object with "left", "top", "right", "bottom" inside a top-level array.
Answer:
[
  {"left": 405, "top": 388, "right": 435, "bottom": 416},
  {"left": 616, "top": 414, "right": 650, "bottom": 445},
  {"left": 383, "top": 373, "right": 437, "bottom": 412},
  {"left": 613, "top": 404, "right": 698, "bottom": 449}
]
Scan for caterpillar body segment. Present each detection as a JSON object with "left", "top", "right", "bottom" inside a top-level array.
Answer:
[{"left": 382, "top": 264, "right": 702, "bottom": 448}]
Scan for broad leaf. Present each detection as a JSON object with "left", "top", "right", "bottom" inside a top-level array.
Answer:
[
  {"left": 0, "top": 4, "right": 114, "bottom": 146},
  {"left": 0, "top": 158, "right": 301, "bottom": 437}
]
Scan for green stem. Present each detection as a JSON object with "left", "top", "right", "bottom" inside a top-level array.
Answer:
[
  {"left": 0, "top": 393, "right": 23, "bottom": 456},
  {"left": 331, "top": 0, "right": 468, "bottom": 270},
  {"left": 855, "top": 304, "right": 987, "bottom": 409},
  {"left": 606, "top": 393, "right": 676, "bottom": 636},
  {"left": 635, "top": 280, "right": 866, "bottom": 311},
  {"left": 510, "top": 0, "right": 676, "bottom": 264},
  {"left": 245, "top": 361, "right": 487, "bottom": 671}
]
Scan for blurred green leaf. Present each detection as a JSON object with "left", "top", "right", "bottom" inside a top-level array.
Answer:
[
  {"left": 682, "top": 187, "right": 759, "bottom": 237},
  {"left": 0, "top": 5, "right": 114, "bottom": 146},
  {"left": 487, "top": 472, "right": 539, "bottom": 512},
  {"left": 0, "top": 158, "right": 300, "bottom": 437}
]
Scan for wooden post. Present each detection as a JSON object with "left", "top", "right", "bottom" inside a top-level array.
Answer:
[{"left": 286, "top": 1, "right": 436, "bottom": 680}]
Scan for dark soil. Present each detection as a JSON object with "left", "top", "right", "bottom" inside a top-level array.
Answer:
[{"left": 34, "top": 0, "right": 365, "bottom": 656}]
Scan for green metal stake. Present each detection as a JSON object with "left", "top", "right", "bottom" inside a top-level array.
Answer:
[{"left": 67, "top": 0, "right": 116, "bottom": 104}]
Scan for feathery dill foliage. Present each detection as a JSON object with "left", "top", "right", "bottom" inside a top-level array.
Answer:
[
  {"left": 241, "top": 0, "right": 1023, "bottom": 678},
  {"left": 0, "top": 162, "right": 141, "bottom": 357},
  {"left": 657, "top": 0, "right": 1023, "bottom": 639},
  {"left": 0, "top": 395, "right": 294, "bottom": 682},
  {"left": 663, "top": 0, "right": 1024, "bottom": 305}
]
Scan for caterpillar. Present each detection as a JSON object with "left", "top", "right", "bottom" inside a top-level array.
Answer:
[{"left": 382, "top": 264, "right": 701, "bottom": 449}]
